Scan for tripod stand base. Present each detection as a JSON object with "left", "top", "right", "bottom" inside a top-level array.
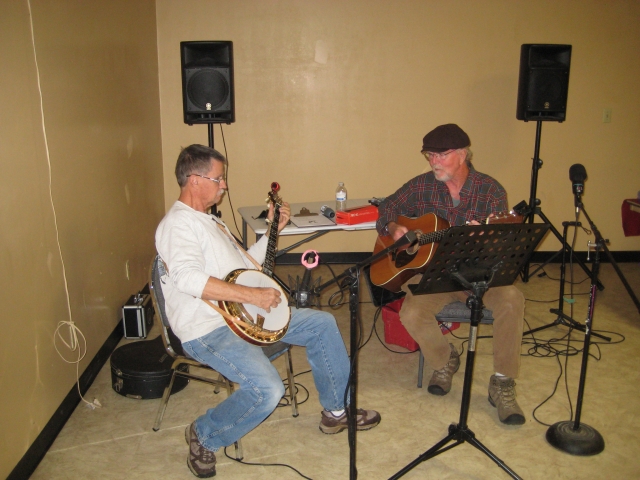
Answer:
[
  {"left": 523, "top": 310, "right": 612, "bottom": 342},
  {"left": 546, "top": 421, "right": 605, "bottom": 456},
  {"left": 389, "top": 423, "right": 522, "bottom": 480}
]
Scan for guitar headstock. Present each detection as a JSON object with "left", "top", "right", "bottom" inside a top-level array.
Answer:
[
  {"left": 486, "top": 210, "right": 524, "bottom": 224},
  {"left": 266, "top": 182, "right": 283, "bottom": 208}
]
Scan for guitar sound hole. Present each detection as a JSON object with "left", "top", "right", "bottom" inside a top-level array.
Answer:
[{"left": 394, "top": 250, "right": 417, "bottom": 268}]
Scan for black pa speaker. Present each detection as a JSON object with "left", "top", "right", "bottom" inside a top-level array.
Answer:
[
  {"left": 180, "top": 41, "right": 235, "bottom": 125},
  {"left": 516, "top": 44, "right": 571, "bottom": 122}
]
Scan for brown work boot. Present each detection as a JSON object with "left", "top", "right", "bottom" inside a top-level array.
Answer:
[
  {"left": 488, "top": 375, "right": 525, "bottom": 425},
  {"left": 185, "top": 422, "right": 217, "bottom": 478},
  {"left": 427, "top": 344, "right": 460, "bottom": 395},
  {"left": 319, "top": 408, "right": 381, "bottom": 434}
]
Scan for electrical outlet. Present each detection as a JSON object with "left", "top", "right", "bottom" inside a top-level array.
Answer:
[{"left": 603, "top": 108, "right": 612, "bottom": 123}]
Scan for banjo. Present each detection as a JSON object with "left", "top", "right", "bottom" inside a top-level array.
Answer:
[{"left": 216, "top": 182, "right": 291, "bottom": 346}]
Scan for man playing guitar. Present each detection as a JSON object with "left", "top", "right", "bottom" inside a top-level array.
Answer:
[
  {"left": 375, "top": 124, "right": 527, "bottom": 426},
  {"left": 156, "top": 144, "right": 380, "bottom": 478}
]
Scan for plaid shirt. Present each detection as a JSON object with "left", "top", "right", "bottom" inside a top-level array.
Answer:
[{"left": 376, "top": 166, "right": 508, "bottom": 235}]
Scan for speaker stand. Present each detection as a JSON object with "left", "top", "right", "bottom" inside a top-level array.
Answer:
[
  {"left": 207, "top": 124, "right": 220, "bottom": 217},
  {"left": 523, "top": 221, "right": 610, "bottom": 341},
  {"left": 208, "top": 123, "right": 215, "bottom": 149},
  {"left": 517, "top": 121, "right": 602, "bottom": 290}
]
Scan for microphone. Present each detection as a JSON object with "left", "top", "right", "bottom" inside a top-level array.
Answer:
[
  {"left": 288, "top": 250, "right": 321, "bottom": 308},
  {"left": 569, "top": 164, "right": 587, "bottom": 213}
]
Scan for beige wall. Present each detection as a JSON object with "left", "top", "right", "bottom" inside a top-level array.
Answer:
[
  {"left": 157, "top": 0, "right": 640, "bottom": 254},
  {"left": 0, "top": 1, "right": 164, "bottom": 476}
]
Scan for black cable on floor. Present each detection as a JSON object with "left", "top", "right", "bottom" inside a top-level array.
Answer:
[
  {"left": 224, "top": 372, "right": 314, "bottom": 478},
  {"left": 223, "top": 447, "right": 314, "bottom": 480},
  {"left": 522, "top": 314, "right": 625, "bottom": 427}
]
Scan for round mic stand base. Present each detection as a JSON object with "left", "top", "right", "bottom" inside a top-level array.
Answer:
[
  {"left": 545, "top": 202, "right": 607, "bottom": 458},
  {"left": 546, "top": 421, "right": 605, "bottom": 456}
]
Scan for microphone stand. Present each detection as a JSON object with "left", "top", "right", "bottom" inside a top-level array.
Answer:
[
  {"left": 309, "top": 231, "right": 418, "bottom": 480},
  {"left": 546, "top": 199, "right": 605, "bottom": 455},
  {"left": 288, "top": 250, "right": 321, "bottom": 309}
]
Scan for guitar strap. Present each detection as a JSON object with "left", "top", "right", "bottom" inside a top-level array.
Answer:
[
  {"left": 214, "top": 221, "right": 263, "bottom": 271},
  {"left": 202, "top": 298, "right": 258, "bottom": 331}
]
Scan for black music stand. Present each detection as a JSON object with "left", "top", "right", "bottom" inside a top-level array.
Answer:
[{"left": 390, "top": 222, "right": 550, "bottom": 480}]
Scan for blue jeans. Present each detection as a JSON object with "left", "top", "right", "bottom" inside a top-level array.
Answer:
[{"left": 182, "top": 308, "right": 350, "bottom": 451}]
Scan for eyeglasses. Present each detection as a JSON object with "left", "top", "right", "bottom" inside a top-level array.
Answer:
[
  {"left": 188, "top": 174, "right": 225, "bottom": 184},
  {"left": 422, "top": 149, "right": 456, "bottom": 161}
]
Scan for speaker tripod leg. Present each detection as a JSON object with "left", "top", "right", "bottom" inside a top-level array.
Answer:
[
  {"left": 523, "top": 221, "right": 610, "bottom": 341},
  {"left": 534, "top": 209, "right": 603, "bottom": 290}
]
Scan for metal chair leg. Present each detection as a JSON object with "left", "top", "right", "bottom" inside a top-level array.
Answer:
[
  {"left": 232, "top": 439, "right": 244, "bottom": 460},
  {"left": 417, "top": 351, "right": 425, "bottom": 388},
  {"left": 153, "top": 370, "right": 177, "bottom": 431},
  {"left": 284, "top": 348, "right": 299, "bottom": 417}
]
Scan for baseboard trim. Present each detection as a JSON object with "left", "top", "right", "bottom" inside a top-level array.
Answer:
[
  {"left": 276, "top": 250, "right": 640, "bottom": 265},
  {"left": 8, "top": 321, "right": 124, "bottom": 480}
]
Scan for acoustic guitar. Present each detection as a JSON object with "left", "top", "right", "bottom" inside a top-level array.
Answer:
[{"left": 369, "top": 211, "right": 523, "bottom": 293}]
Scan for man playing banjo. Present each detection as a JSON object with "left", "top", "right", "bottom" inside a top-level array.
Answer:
[{"left": 155, "top": 144, "right": 380, "bottom": 478}]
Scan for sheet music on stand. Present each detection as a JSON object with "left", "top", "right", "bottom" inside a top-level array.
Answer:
[{"left": 409, "top": 222, "right": 550, "bottom": 296}]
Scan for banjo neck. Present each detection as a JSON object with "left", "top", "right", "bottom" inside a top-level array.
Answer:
[{"left": 261, "top": 182, "right": 282, "bottom": 278}]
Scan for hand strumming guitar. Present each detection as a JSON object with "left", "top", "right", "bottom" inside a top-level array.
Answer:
[{"left": 388, "top": 221, "right": 409, "bottom": 242}]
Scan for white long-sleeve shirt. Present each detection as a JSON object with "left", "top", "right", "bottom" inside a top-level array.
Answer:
[{"left": 155, "top": 201, "right": 268, "bottom": 342}]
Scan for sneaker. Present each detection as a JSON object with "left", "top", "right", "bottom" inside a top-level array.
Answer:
[
  {"left": 427, "top": 344, "right": 460, "bottom": 396},
  {"left": 319, "top": 408, "right": 381, "bottom": 434},
  {"left": 488, "top": 375, "right": 526, "bottom": 425},
  {"left": 185, "top": 422, "right": 217, "bottom": 478}
]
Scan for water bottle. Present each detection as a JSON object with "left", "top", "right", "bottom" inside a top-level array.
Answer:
[{"left": 335, "top": 182, "right": 347, "bottom": 211}]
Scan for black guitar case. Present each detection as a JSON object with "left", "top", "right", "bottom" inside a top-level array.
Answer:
[{"left": 110, "top": 335, "right": 189, "bottom": 399}]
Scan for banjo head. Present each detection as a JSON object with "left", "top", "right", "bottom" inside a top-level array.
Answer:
[{"left": 222, "top": 269, "right": 291, "bottom": 344}]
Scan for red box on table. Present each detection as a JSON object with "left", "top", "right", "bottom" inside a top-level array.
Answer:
[{"left": 335, "top": 205, "right": 379, "bottom": 225}]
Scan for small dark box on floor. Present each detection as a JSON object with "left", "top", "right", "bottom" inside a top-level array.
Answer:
[{"left": 122, "top": 294, "right": 154, "bottom": 339}]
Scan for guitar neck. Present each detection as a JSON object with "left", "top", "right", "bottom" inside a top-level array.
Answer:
[
  {"left": 262, "top": 207, "right": 280, "bottom": 277},
  {"left": 415, "top": 212, "right": 520, "bottom": 246},
  {"left": 417, "top": 228, "right": 449, "bottom": 246}
]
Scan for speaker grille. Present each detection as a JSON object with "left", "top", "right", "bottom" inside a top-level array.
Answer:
[
  {"left": 185, "top": 68, "right": 231, "bottom": 112},
  {"left": 526, "top": 70, "right": 568, "bottom": 111}
]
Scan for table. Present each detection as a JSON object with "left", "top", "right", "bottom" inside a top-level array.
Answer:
[{"left": 239, "top": 199, "right": 377, "bottom": 260}]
